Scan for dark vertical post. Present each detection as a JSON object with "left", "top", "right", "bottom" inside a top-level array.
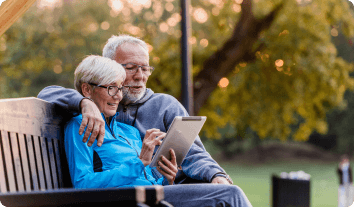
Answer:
[{"left": 181, "top": 0, "right": 194, "bottom": 115}]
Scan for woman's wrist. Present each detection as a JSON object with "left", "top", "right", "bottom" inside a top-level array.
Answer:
[{"left": 140, "top": 158, "right": 149, "bottom": 167}]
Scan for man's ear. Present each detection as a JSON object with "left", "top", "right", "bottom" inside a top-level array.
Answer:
[{"left": 81, "top": 83, "right": 92, "bottom": 98}]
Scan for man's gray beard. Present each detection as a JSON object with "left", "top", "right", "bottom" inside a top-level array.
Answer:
[{"left": 121, "top": 87, "right": 145, "bottom": 104}]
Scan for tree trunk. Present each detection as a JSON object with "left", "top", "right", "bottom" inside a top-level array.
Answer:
[{"left": 193, "top": 0, "right": 282, "bottom": 114}]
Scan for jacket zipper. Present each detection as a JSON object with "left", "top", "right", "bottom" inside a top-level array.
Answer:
[
  {"left": 118, "top": 135, "right": 154, "bottom": 185},
  {"left": 105, "top": 117, "right": 117, "bottom": 139},
  {"left": 107, "top": 114, "right": 154, "bottom": 185}
]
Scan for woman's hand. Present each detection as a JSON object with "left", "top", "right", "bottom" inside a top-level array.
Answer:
[
  {"left": 157, "top": 149, "right": 178, "bottom": 185},
  {"left": 139, "top": 128, "right": 165, "bottom": 167}
]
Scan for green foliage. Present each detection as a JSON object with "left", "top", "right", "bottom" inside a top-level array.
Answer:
[
  {"left": 0, "top": 0, "right": 113, "bottom": 97},
  {"left": 1, "top": 0, "right": 354, "bottom": 143},
  {"left": 200, "top": 0, "right": 354, "bottom": 141},
  {"left": 314, "top": 6, "right": 354, "bottom": 154}
]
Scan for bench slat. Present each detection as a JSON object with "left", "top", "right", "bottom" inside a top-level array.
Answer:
[
  {"left": 1, "top": 130, "right": 16, "bottom": 192},
  {"left": 9, "top": 132, "right": 24, "bottom": 192},
  {"left": 0, "top": 132, "right": 7, "bottom": 192},
  {"left": 33, "top": 136, "right": 46, "bottom": 190},
  {"left": 17, "top": 133, "right": 31, "bottom": 192},
  {"left": 40, "top": 136, "right": 53, "bottom": 189},
  {"left": 26, "top": 135, "right": 39, "bottom": 191},
  {"left": 47, "top": 138, "right": 59, "bottom": 189},
  {"left": 53, "top": 139, "right": 63, "bottom": 188}
]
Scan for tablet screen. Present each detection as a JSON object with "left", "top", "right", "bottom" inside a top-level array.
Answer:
[{"left": 149, "top": 116, "right": 206, "bottom": 167}]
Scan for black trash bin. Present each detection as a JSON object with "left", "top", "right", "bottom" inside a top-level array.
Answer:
[{"left": 272, "top": 175, "right": 310, "bottom": 207}]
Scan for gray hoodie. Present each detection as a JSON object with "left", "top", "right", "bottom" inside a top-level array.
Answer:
[{"left": 38, "top": 86, "right": 227, "bottom": 183}]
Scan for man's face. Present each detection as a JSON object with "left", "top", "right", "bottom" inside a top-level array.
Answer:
[{"left": 114, "top": 43, "right": 150, "bottom": 104}]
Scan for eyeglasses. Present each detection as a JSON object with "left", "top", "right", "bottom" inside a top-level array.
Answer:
[
  {"left": 88, "top": 83, "right": 124, "bottom": 96},
  {"left": 121, "top": 63, "right": 154, "bottom": 76}
]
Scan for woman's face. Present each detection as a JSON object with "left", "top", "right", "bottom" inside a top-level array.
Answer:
[{"left": 90, "top": 80, "right": 124, "bottom": 118}]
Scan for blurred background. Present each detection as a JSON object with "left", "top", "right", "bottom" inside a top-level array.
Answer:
[{"left": 1, "top": 0, "right": 354, "bottom": 206}]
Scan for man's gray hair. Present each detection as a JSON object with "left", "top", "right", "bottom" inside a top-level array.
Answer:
[
  {"left": 74, "top": 55, "right": 126, "bottom": 95},
  {"left": 102, "top": 34, "right": 149, "bottom": 60}
]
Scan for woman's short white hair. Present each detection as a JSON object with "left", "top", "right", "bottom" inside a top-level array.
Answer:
[
  {"left": 102, "top": 34, "right": 149, "bottom": 60},
  {"left": 74, "top": 55, "right": 126, "bottom": 95}
]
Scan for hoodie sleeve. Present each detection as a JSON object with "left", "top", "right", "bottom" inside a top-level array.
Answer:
[
  {"left": 37, "top": 85, "right": 84, "bottom": 116},
  {"left": 163, "top": 96, "right": 226, "bottom": 183},
  {"left": 64, "top": 117, "right": 145, "bottom": 189}
]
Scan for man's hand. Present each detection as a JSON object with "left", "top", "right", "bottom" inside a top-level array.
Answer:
[
  {"left": 80, "top": 98, "right": 105, "bottom": 147},
  {"left": 157, "top": 149, "right": 178, "bottom": 185},
  {"left": 139, "top": 129, "right": 165, "bottom": 166},
  {"left": 211, "top": 176, "right": 231, "bottom": 185}
]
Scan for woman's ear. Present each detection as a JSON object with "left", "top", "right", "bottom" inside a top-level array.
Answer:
[{"left": 81, "top": 83, "right": 92, "bottom": 98}]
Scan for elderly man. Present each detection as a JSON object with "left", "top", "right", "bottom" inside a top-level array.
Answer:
[{"left": 38, "top": 34, "right": 232, "bottom": 185}]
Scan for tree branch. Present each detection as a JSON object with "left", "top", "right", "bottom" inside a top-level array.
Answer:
[{"left": 193, "top": 0, "right": 282, "bottom": 114}]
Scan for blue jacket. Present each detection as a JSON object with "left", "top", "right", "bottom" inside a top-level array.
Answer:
[
  {"left": 38, "top": 86, "right": 226, "bottom": 183},
  {"left": 64, "top": 113, "right": 165, "bottom": 188}
]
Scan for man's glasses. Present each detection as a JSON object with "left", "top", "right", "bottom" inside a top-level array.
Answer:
[
  {"left": 88, "top": 83, "right": 124, "bottom": 96},
  {"left": 121, "top": 63, "right": 154, "bottom": 76}
]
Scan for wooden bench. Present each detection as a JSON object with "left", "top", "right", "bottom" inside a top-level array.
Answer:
[{"left": 0, "top": 97, "right": 171, "bottom": 206}]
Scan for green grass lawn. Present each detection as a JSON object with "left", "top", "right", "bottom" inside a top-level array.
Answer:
[{"left": 219, "top": 160, "right": 342, "bottom": 207}]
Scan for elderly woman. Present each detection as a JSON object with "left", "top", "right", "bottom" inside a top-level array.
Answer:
[
  {"left": 65, "top": 55, "right": 252, "bottom": 207},
  {"left": 65, "top": 55, "right": 176, "bottom": 188}
]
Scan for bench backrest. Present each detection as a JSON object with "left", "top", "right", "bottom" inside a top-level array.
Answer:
[{"left": 0, "top": 97, "right": 70, "bottom": 192}]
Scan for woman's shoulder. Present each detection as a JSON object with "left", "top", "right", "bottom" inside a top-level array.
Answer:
[
  {"left": 64, "top": 114, "right": 85, "bottom": 143},
  {"left": 65, "top": 114, "right": 83, "bottom": 128}
]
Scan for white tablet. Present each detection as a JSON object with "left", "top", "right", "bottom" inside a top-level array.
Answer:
[{"left": 149, "top": 116, "right": 207, "bottom": 167}]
